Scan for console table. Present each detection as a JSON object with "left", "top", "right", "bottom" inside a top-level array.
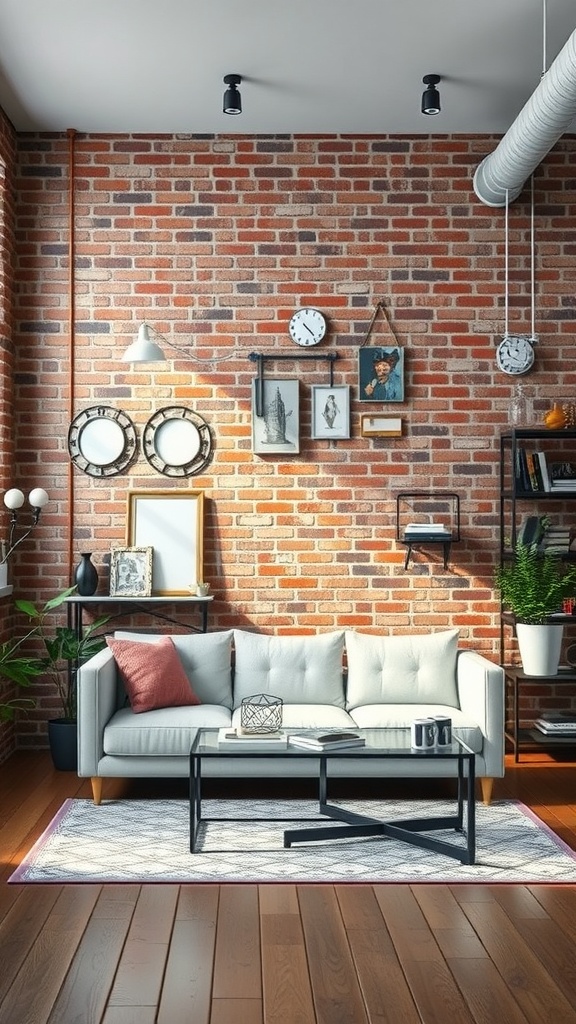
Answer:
[{"left": 66, "top": 594, "right": 213, "bottom": 641}]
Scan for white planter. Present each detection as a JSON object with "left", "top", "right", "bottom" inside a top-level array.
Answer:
[{"left": 516, "top": 622, "right": 564, "bottom": 676}]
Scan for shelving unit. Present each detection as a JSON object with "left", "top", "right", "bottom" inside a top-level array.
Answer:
[
  {"left": 504, "top": 665, "right": 576, "bottom": 762},
  {"left": 499, "top": 429, "right": 576, "bottom": 756}
]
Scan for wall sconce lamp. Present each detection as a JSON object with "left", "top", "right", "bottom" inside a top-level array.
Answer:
[
  {"left": 2, "top": 487, "right": 49, "bottom": 564},
  {"left": 121, "top": 323, "right": 167, "bottom": 363},
  {"left": 223, "top": 74, "right": 242, "bottom": 115},
  {"left": 421, "top": 74, "right": 441, "bottom": 115},
  {"left": 121, "top": 322, "right": 234, "bottom": 367}
]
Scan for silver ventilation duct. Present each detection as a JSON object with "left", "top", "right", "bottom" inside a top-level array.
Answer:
[{"left": 473, "top": 26, "right": 576, "bottom": 207}]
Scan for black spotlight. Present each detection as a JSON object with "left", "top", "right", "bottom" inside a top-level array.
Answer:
[
  {"left": 421, "top": 74, "right": 441, "bottom": 115},
  {"left": 223, "top": 74, "right": 242, "bottom": 115}
]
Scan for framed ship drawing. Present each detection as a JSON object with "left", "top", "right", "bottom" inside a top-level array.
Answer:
[{"left": 251, "top": 378, "right": 300, "bottom": 454}]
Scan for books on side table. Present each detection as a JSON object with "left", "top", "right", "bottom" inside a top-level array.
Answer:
[
  {"left": 533, "top": 713, "right": 576, "bottom": 736},
  {"left": 403, "top": 522, "right": 452, "bottom": 543},
  {"left": 287, "top": 731, "right": 366, "bottom": 751}
]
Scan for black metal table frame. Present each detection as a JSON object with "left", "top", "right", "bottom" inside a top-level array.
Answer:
[{"left": 189, "top": 738, "right": 476, "bottom": 865}]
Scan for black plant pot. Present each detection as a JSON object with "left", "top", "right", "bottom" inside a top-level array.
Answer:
[{"left": 48, "top": 718, "right": 78, "bottom": 772}]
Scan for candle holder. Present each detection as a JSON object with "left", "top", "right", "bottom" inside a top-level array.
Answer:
[{"left": 240, "top": 693, "right": 283, "bottom": 734}]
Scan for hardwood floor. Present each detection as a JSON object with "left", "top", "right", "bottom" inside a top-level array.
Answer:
[{"left": 1, "top": 751, "right": 576, "bottom": 1024}]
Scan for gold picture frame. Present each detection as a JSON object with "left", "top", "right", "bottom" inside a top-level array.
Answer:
[
  {"left": 360, "top": 415, "right": 403, "bottom": 437},
  {"left": 126, "top": 489, "right": 204, "bottom": 595}
]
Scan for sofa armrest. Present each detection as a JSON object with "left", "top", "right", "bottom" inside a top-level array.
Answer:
[
  {"left": 77, "top": 647, "right": 123, "bottom": 777},
  {"left": 456, "top": 650, "right": 505, "bottom": 778}
]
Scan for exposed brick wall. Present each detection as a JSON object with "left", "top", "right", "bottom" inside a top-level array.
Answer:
[
  {"left": 7, "top": 130, "right": 576, "bottom": 747},
  {"left": 0, "top": 107, "right": 16, "bottom": 762}
]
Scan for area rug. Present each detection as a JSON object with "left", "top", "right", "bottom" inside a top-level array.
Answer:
[{"left": 9, "top": 798, "right": 576, "bottom": 884}]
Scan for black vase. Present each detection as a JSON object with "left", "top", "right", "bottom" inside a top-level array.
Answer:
[{"left": 74, "top": 552, "right": 98, "bottom": 596}]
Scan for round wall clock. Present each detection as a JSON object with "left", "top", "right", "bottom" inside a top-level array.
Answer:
[
  {"left": 496, "top": 335, "right": 535, "bottom": 376},
  {"left": 68, "top": 406, "right": 138, "bottom": 477},
  {"left": 143, "top": 407, "right": 212, "bottom": 477},
  {"left": 288, "top": 307, "right": 327, "bottom": 347}
]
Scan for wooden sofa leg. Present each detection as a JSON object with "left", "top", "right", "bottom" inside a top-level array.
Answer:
[
  {"left": 91, "top": 777, "right": 103, "bottom": 805},
  {"left": 480, "top": 777, "right": 494, "bottom": 806}
]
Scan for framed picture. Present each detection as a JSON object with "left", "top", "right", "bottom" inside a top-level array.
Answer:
[
  {"left": 127, "top": 489, "right": 204, "bottom": 595},
  {"left": 361, "top": 415, "right": 403, "bottom": 437},
  {"left": 311, "top": 385, "right": 351, "bottom": 439},
  {"left": 358, "top": 346, "right": 404, "bottom": 403},
  {"left": 252, "top": 378, "right": 300, "bottom": 454},
  {"left": 109, "top": 547, "right": 153, "bottom": 597}
]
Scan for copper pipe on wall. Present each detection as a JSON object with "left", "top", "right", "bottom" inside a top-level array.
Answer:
[{"left": 66, "top": 128, "right": 76, "bottom": 581}]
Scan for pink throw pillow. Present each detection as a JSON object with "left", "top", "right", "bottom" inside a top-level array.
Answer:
[{"left": 106, "top": 636, "right": 200, "bottom": 713}]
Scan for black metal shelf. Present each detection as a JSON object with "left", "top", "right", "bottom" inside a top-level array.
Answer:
[{"left": 396, "top": 491, "right": 460, "bottom": 570}]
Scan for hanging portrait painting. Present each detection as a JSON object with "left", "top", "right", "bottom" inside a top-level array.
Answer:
[{"left": 358, "top": 347, "right": 405, "bottom": 403}]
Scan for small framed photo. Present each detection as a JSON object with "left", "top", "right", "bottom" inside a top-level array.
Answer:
[
  {"left": 358, "top": 346, "right": 404, "bottom": 403},
  {"left": 312, "top": 385, "right": 351, "bottom": 439},
  {"left": 110, "top": 546, "right": 153, "bottom": 597},
  {"left": 361, "top": 415, "right": 403, "bottom": 437},
  {"left": 252, "top": 378, "right": 300, "bottom": 454}
]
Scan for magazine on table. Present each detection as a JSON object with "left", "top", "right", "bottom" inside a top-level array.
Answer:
[{"left": 287, "top": 731, "right": 365, "bottom": 751}]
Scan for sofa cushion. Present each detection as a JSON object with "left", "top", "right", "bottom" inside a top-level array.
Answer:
[
  {"left": 113, "top": 629, "right": 234, "bottom": 708},
  {"left": 103, "top": 705, "right": 232, "bottom": 756},
  {"left": 106, "top": 636, "right": 200, "bottom": 713},
  {"left": 345, "top": 629, "right": 460, "bottom": 710},
  {"left": 233, "top": 630, "right": 345, "bottom": 707}
]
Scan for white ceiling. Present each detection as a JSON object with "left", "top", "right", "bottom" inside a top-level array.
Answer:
[{"left": 0, "top": 0, "right": 574, "bottom": 136}]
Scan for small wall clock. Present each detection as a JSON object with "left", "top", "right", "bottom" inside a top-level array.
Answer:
[
  {"left": 143, "top": 407, "right": 212, "bottom": 477},
  {"left": 288, "top": 307, "right": 327, "bottom": 347},
  {"left": 68, "top": 406, "right": 138, "bottom": 477},
  {"left": 496, "top": 335, "right": 535, "bottom": 376}
]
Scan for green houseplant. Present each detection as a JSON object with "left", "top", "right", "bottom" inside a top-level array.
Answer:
[
  {"left": 494, "top": 540, "right": 576, "bottom": 675},
  {"left": 0, "top": 637, "right": 43, "bottom": 721},
  {"left": 14, "top": 586, "right": 109, "bottom": 768}
]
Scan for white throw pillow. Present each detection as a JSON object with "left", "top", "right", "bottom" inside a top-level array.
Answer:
[
  {"left": 233, "top": 630, "right": 345, "bottom": 708},
  {"left": 345, "top": 629, "right": 460, "bottom": 710},
  {"left": 113, "top": 630, "right": 234, "bottom": 708}
]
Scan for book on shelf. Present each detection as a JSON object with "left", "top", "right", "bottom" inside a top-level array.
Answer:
[
  {"left": 525, "top": 451, "right": 543, "bottom": 491},
  {"left": 534, "top": 721, "right": 576, "bottom": 736},
  {"left": 217, "top": 728, "right": 288, "bottom": 750},
  {"left": 403, "top": 522, "right": 452, "bottom": 542},
  {"left": 287, "top": 731, "right": 366, "bottom": 751},
  {"left": 536, "top": 450, "right": 551, "bottom": 492},
  {"left": 549, "top": 462, "right": 576, "bottom": 488},
  {"left": 533, "top": 713, "right": 576, "bottom": 734},
  {"left": 405, "top": 522, "right": 450, "bottom": 532}
]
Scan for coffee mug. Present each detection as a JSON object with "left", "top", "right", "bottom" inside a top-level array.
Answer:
[
  {"left": 411, "top": 718, "right": 436, "bottom": 750},
  {"left": 431, "top": 715, "right": 452, "bottom": 747}
]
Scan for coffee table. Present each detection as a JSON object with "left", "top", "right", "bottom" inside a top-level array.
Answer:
[{"left": 189, "top": 727, "right": 476, "bottom": 864}]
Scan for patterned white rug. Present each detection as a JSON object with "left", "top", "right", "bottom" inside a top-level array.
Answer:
[{"left": 9, "top": 797, "right": 576, "bottom": 884}]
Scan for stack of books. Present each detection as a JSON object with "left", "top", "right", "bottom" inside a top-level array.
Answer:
[
  {"left": 549, "top": 462, "right": 576, "bottom": 492},
  {"left": 287, "top": 731, "right": 365, "bottom": 751},
  {"left": 533, "top": 713, "right": 576, "bottom": 736},
  {"left": 403, "top": 522, "right": 452, "bottom": 543},
  {"left": 218, "top": 728, "right": 288, "bottom": 750},
  {"left": 540, "top": 527, "right": 572, "bottom": 555}
]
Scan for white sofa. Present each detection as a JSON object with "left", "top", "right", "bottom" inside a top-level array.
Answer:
[{"left": 77, "top": 627, "right": 505, "bottom": 805}]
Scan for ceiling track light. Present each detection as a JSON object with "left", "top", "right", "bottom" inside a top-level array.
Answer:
[
  {"left": 421, "top": 74, "right": 441, "bottom": 116},
  {"left": 223, "top": 73, "right": 242, "bottom": 115}
]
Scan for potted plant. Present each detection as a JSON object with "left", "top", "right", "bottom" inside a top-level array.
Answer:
[
  {"left": 494, "top": 540, "right": 576, "bottom": 676},
  {"left": 0, "top": 637, "right": 44, "bottom": 721},
  {"left": 15, "top": 586, "right": 109, "bottom": 769}
]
